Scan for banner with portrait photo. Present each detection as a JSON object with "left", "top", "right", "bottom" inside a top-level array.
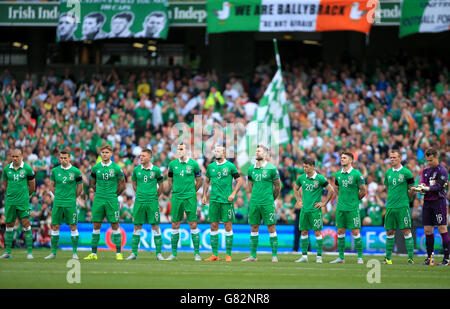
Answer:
[{"left": 57, "top": 0, "right": 170, "bottom": 42}]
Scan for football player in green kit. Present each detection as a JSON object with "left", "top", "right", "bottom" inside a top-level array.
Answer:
[
  {"left": 0, "top": 149, "right": 36, "bottom": 259},
  {"left": 242, "top": 144, "right": 281, "bottom": 263},
  {"left": 330, "top": 152, "right": 366, "bottom": 264},
  {"left": 166, "top": 143, "right": 203, "bottom": 261},
  {"left": 383, "top": 149, "right": 416, "bottom": 264},
  {"left": 202, "top": 145, "right": 244, "bottom": 262},
  {"left": 45, "top": 149, "right": 84, "bottom": 260},
  {"left": 84, "top": 144, "right": 126, "bottom": 260},
  {"left": 293, "top": 158, "right": 335, "bottom": 263},
  {"left": 126, "top": 148, "right": 165, "bottom": 261}
]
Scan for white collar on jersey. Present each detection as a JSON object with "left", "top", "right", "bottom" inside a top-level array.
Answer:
[
  {"left": 61, "top": 164, "right": 72, "bottom": 170},
  {"left": 341, "top": 166, "right": 353, "bottom": 174},
  {"left": 9, "top": 161, "right": 24, "bottom": 169},
  {"left": 101, "top": 160, "right": 112, "bottom": 167},
  {"left": 254, "top": 160, "right": 268, "bottom": 169},
  {"left": 392, "top": 165, "right": 403, "bottom": 172},
  {"left": 307, "top": 171, "right": 317, "bottom": 179},
  {"left": 141, "top": 163, "right": 153, "bottom": 170},
  {"left": 179, "top": 157, "right": 190, "bottom": 163},
  {"left": 216, "top": 159, "right": 227, "bottom": 166}
]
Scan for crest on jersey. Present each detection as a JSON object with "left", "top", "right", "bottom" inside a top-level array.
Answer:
[
  {"left": 150, "top": 172, "right": 155, "bottom": 179},
  {"left": 262, "top": 170, "right": 267, "bottom": 178},
  {"left": 313, "top": 180, "right": 319, "bottom": 188},
  {"left": 223, "top": 168, "right": 228, "bottom": 176},
  {"left": 186, "top": 166, "right": 192, "bottom": 173},
  {"left": 20, "top": 170, "right": 25, "bottom": 177},
  {"left": 69, "top": 173, "right": 74, "bottom": 180},
  {"left": 348, "top": 176, "right": 353, "bottom": 184},
  {"left": 109, "top": 169, "right": 115, "bottom": 177},
  {"left": 398, "top": 174, "right": 404, "bottom": 182}
]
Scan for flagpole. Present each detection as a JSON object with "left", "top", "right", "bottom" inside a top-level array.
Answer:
[{"left": 273, "top": 38, "right": 281, "bottom": 71}]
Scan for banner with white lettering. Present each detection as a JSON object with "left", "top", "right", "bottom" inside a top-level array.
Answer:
[
  {"left": 57, "top": 0, "right": 169, "bottom": 42},
  {"left": 207, "top": 0, "right": 377, "bottom": 34},
  {"left": 399, "top": 0, "right": 450, "bottom": 38}
]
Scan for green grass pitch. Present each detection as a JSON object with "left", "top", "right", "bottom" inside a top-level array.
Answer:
[{"left": 1, "top": 249, "right": 449, "bottom": 289}]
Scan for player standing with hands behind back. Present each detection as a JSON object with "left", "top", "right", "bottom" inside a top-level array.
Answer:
[{"left": 417, "top": 148, "right": 449, "bottom": 266}]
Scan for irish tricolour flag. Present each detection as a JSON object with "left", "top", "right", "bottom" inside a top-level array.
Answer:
[
  {"left": 207, "top": 0, "right": 376, "bottom": 34},
  {"left": 400, "top": 0, "right": 450, "bottom": 38}
]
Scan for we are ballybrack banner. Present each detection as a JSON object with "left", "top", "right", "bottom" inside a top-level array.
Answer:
[{"left": 207, "top": 0, "right": 377, "bottom": 34}]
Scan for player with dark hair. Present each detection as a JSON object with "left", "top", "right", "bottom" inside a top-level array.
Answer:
[
  {"left": 108, "top": 12, "right": 134, "bottom": 38},
  {"left": 294, "top": 158, "right": 335, "bottom": 263},
  {"left": 45, "top": 149, "right": 84, "bottom": 260},
  {"left": 418, "top": 148, "right": 449, "bottom": 266},
  {"left": 330, "top": 151, "right": 366, "bottom": 264},
  {"left": 81, "top": 12, "right": 107, "bottom": 40}
]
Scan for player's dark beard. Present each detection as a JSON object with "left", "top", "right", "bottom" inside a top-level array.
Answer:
[{"left": 256, "top": 157, "right": 263, "bottom": 161}]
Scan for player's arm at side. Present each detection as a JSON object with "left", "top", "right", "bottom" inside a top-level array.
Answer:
[
  {"left": 117, "top": 169, "right": 126, "bottom": 195},
  {"left": 194, "top": 162, "right": 202, "bottom": 192},
  {"left": 89, "top": 167, "right": 97, "bottom": 194},
  {"left": 358, "top": 173, "right": 366, "bottom": 200},
  {"left": 229, "top": 165, "right": 243, "bottom": 202},
  {"left": 27, "top": 167, "right": 35, "bottom": 197},
  {"left": 247, "top": 173, "right": 253, "bottom": 200},
  {"left": 76, "top": 171, "right": 84, "bottom": 198},
  {"left": 406, "top": 171, "right": 416, "bottom": 199},
  {"left": 131, "top": 168, "right": 137, "bottom": 193},
  {"left": 156, "top": 169, "right": 164, "bottom": 197},
  {"left": 272, "top": 169, "right": 281, "bottom": 201},
  {"left": 322, "top": 183, "right": 335, "bottom": 207},
  {"left": 167, "top": 162, "right": 173, "bottom": 193},
  {"left": 202, "top": 175, "right": 210, "bottom": 204}
]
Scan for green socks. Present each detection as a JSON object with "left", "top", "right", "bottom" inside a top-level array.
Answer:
[
  {"left": 301, "top": 235, "right": 309, "bottom": 256},
  {"left": 112, "top": 230, "right": 122, "bottom": 253},
  {"left": 338, "top": 235, "right": 345, "bottom": 260},
  {"left": 354, "top": 235, "right": 363, "bottom": 259},
  {"left": 225, "top": 231, "right": 233, "bottom": 256},
  {"left": 316, "top": 235, "right": 323, "bottom": 256},
  {"left": 250, "top": 233, "right": 259, "bottom": 258},
  {"left": 24, "top": 228, "right": 33, "bottom": 254},
  {"left": 385, "top": 235, "right": 395, "bottom": 260},
  {"left": 405, "top": 233, "right": 414, "bottom": 260},
  {"left": 211, "top": 231, "right": 219, "bottom": 256},
  {"left": 71, "top": 230, "right": 79, "bottom": 255},
  {"left": 269, "top": 232, "right": 278, "bottom": 257},
  {"left": 132, "top": 232, "right": 141, "bottom": 256},
  {"left": 154, "top": 233, "right": 162, "bottom": 255},
  {"left": 51, "top": 231, "right": 60, "bottom": 255},
  {"left": 191, "top": 229, "right": 200, "bottom": 255},
  {"left": 5, "top": 228, "right": 13, "bottom": 254},
  {"left": 171, "top": 230, "right": 180, "bottom": 256},
  {"left": 91, "top": 230, "right": 100, "bottom": 254}
]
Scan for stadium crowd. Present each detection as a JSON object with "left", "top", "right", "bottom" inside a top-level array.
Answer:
[{"left": 0, "top": 52, "right": 449, "bottom": 249}]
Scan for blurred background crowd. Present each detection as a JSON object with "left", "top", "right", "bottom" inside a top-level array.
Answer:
[{"left": 0, "top": 51, "right": 449, "bottom": 250}]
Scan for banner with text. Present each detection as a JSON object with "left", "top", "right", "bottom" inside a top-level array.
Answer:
[
  {"left": 57, "top": 0, "right": 169, "bottom": 42},
  {"left": 57, "top": 223, "right": 442, "bottom": 255},
  {"left": 399, "top": 0, "right": 450, "bottom": 38},
  {"left": 207, "top": 0, "right": 377, "bottom": 34}
]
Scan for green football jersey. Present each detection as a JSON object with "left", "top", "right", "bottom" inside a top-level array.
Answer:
[
  {"left": 50, "top": 165, "right": 83, "bottom": 207},
  {"left": 168, "top": 158, "right": 201, "bottom": 199},
  {"left": 295, "top": 172, "right": 329, "bottom": 212},
  {"left": 334, "top": 167, "right": 365, "bottom": 211},
  {"left": 90, "top": 161, "right": 124, "bottom": 200},
  {"left": 206, "top": 160, "right": 239, "bottom": 203},
  {"left": 248, "top": 161, "right": 280, "bottom": 206},
  {"left": 384, "top": 166, "right": 414, "bottom": 209},
  {"left": 2, "top": 161, "right": 35, "bottom": 207},
  {"left": 132, "top": 164, "right": 163, "bottom": 202}
]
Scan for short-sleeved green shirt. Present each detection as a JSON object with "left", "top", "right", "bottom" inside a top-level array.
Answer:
[
  {"left": 2, "top": 161, "right": 35, "bottom": 208},
  {"left": 384, "top": 166, "right": 414, "bottom": 209},
  {"left": 90, "top": 161, "right": 124, "bottom": 200},
  {"left": 335, "top": 167, "right": 365, "bottom": 211},
  {"left": 206, "top": 160, "right": 239, "bottom": 203},
  {"left": 51, "top": 164, "right": 83, "bottom": 207},
  {"left": 248, "top": 162, "right": 280, "bottom": 206},
  {"left": 168, "top": 158, "right": 201, "bottom": 199},
  {"left": 295, "top": 172, "right": 329, "bottom": 212},
  {"left": 132, "top": 164, "right": 163, "bottom": 202}
]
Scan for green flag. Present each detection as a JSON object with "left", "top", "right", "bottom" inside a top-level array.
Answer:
[
  {"left": 399, "top": 0, "right": 450, "bottom": 38},
  {"left": 237, "top": 39, "right": 291, "bottom": 175}
]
